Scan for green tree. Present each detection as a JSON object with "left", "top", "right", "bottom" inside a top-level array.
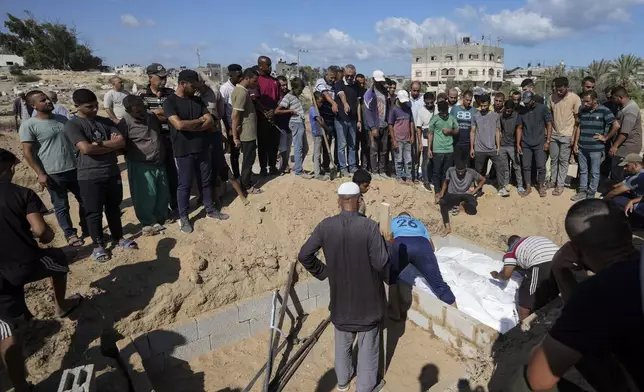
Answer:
[
  {"left": 587, "top": 59, "right": 612, "bottom": 84},
  {"left": 610, "top": 54, "right": 643, "bottom": 88},
  {"left": 0, "top": 12, "right": 103, "bottom": 70}
]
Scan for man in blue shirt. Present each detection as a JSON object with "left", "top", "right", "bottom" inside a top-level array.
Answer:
[
  {"left": 388, "top": 213, "right": 455, "bottom": 308},
  {"left": 604, "top": 153, "right": 644, "bottom": 226},
  {"left": 450, "top": 91, "right": 477, "bottom": 167}
]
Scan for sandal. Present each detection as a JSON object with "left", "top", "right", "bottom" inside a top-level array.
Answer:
[
  {"left": 118, "top": 238, "right": 138, "bottom": 250},
  {"left": 450, "top": 207, "right": 460, "bottom": 216},
  {"left": 247, "top": 187, "right": 264, "bottom": 195},
  {"left": 92, "top": 247, "right": 110, "bottom": 262},
  {"left": 142, "top": 226, "right": 156, "bottom": 236},
  {"left": 66, "top": 235, "right": 85, "bottom": 247},
  {"left": 57, "top": 293, "right": 84, "bottom": 319}
]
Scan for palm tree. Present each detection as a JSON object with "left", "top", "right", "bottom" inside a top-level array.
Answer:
[
  {"left": 587, "top": 59, "right": 612, "bottom": 83},
  {"left": 610, "top": 54, "right": 643, "bottom": 87}
]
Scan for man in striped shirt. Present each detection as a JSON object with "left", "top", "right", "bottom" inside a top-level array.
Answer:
[
  {"left": 490, "top": 235, "right": 559, "bottom": 321},
  {"left": 571, "top": 90, "right": 618, "bottom": 201}
]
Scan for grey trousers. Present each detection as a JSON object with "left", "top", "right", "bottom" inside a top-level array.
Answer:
[
  {"left": 335, "top": 326, "right": 380, "bottom": 392},
  {"left": 500, "top": 146, "right": 524, "bottom": 188},
  {"left": 548, "top": 135, "right": 571, "bottom": 187},
  {"left": 313, "top": 135, "right": 323, "bottom": 176}
]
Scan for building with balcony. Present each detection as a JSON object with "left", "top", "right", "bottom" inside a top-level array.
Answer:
[{"left": 411, "top": 37, "right": 504, "bottom": 92}]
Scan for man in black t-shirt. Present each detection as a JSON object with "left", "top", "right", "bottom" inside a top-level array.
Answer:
[
  {"left": 0, "top": 148, "right": 81, "bottom": 392},
  {"left": 163, "top": 70, "right": 229, "bottom": 234},
  {"left": 333, "top": 64, "right": 362, "bottom": 176}
]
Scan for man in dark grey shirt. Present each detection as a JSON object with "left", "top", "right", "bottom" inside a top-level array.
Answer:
[
  {"left": 499, "top": 100, "right": 524, "bottom": 193},
  {"left": 517, "top": 91, "right": 553, "bottom": 197},
  {"left": 437, "top": 161, "right": 485, "bottom": 237},
  {"left": 298, "top": 182, "right": 388, "bottom": 392}
]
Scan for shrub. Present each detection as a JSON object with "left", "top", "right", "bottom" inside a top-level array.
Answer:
[
  {"left": 9, "top": 64, "right": 23, "bottom": 75},
  {"left": 17, "top": 74, "right": 41, "bottom": 83}
]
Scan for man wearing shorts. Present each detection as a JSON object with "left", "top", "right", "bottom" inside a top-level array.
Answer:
[
  {"left": 490, "top": 235, "right": 559, "bottom": 321},
  {"left": 0, "top": 148, "right": 81, "bottom": 391}
]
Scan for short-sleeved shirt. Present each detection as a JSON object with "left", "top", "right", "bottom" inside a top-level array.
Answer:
[
  {"left": 103, "top": 89, "right": 130, "bottom": 119},
  {"left": 503, "top": 236, "right": 559, "bottom": 269},
  {"left": 518, "top": 103, "right": 553, "bottom": 147},
  {"left": 19, "top": 115, "right": 76, "bottom": 175},
  {"left": 64, "top": 116, "right": 122, "bottom": 180},
  {"left": 445, "top": 167, "right": 480, "bottom": 194},
  {"left": 577, "top": 104, "right": 616, "bottom": 152},
  {"left": 117, "top": 112, "right": 164, "bottom": 165},
  {"left": 616, "top": 100, "right": 643, "bottom": 158},
  {"left": 623, "top": 171, "right": 644, "bottom": 197},
  {"left": 388, "top": 104, "right": 412, "bottom": 141},
  {"left": 391, "top": 216, "right": 430, "bottom": 241},
  {"left": 231, "top": 85, "right": 257, "bottom": 142},
  {"left": 549, "top": 92, "right": 581, "bottom": 137},
  {"left": 315, "top": 77, "right": 336, "bottom": 123},
  {"left": 450, "top": 105, "right": 477, "bottom": 146},
  {"left": 0, "top": 182, "right": 47, "bottom": 267},
  {"left": 334, "top": 80, "right": 360, "bottom": 122},
  {"left": 375, "top": 89, "right": 388, "bottom": 128},
  {"left": 162, "top": 94, "right": 209, "bottom": 157},
  {"left": 279, "top": 93, "right": 305, "bottom": 124},
  {"left": 220, "top": 80, "right": 236, "bottom": 130},
  {"left": 257, "top": 74, "right": 281, "bottom": 114},
  {"left": 309, "top": 107, "right": 323, "bottom": 137},
  {"left": 137, "top": 86, "right": 175, "bottom": 134},
  {"left": 416, "top": 106, "right": 433, "bottom": 131},
  {"left": 500, "top": 112, "right": 519, "bottom": 147},
  {"left": 472, "top": 111, "right": 500, "bottom": 153},
  {"left": 429, "top": 115, "right": 457, "bottom": 153}
]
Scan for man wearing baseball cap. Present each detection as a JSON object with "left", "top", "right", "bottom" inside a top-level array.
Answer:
[
  {"left": 298, "top": 182, "right": 389, "bottom": 392},
  {"left": 363, "top": 70, "right": 391, "bottom": 177},
  {"left": 604, "top": 153, "right": 644, "bottom": 223},
  {"left": 388, "top": 90, "right": 417, "bottom": 182}
]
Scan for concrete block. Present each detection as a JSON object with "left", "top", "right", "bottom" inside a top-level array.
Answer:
[
  {"left": 316, "top": 291, "right": 330, "bottom": 309},
  {"left": 432, "top": 323, "right": 459, "bottom": 348},
  {"left": 237, "top": 292, "right": 274, "bottom": 321},
  {"left": 132, "top": 333, "right": 151, "bottom": 361},
  {"left": 307, "top": 278, "right": 329, "bottom": 297},
  {"left": 445, "top": 305, "right": 476, "bottom": 341},
  {"left": 407, "top": 309, "right": 429, "bottom": 330},
  {"left": 459, "top": 340, "right": 479, "bottom": 359},
  {"left": 249, "top": 312, "right": 272, "bottom": 336},
  {"left": 210, "top": 320, "right": 251, "bottom": 350},
  {"left": 286, "top": 281, "right": 309, "bottom": 306},
  {"left": 475, "top": 325, "right": 499, "bottom": 350},
  {"left": 196, "top": 303, "right": 239, "bottom": 338},
  {"left": 57, "top": 365, "right": 95, "bottom": 392},
  {"left": 165, "top": 336, "right": 212, "bottom": 364},
  {"left": 142, "top": 353, "right": 164, "bottom": 375},
  {"left": 287, "top": 297, "right": 317, "bottom": 317},
  {"left": 414, "top": 288, "right": 446, "bottom": 324},
  {"left": 147, "top": 319, "right": 198, "bottom": 355}
]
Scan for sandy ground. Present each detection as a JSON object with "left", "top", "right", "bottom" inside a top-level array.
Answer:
[{"left": 0, "top": 122, "right": 581, "bottom": 391}]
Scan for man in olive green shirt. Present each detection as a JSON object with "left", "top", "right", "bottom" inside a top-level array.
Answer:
[
  {"left": 232, "top": 68, "right": 261, "bottom": 194},
  {"left": 428, "top": 101, "right": 459, "bottom": 202}
]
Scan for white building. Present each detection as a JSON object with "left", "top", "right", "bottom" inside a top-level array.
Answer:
[
  {"left": 411, "top": 37, "right": 504, "bottom": 92},
  {"left": 0, "top": 54, "right": 25, "bottom": 67},
  {"left": 115, "top": 64, "right": 145, "bottom": 75},
  {"left": 504, "top": 66, "right": 549, "bottom": 87}
]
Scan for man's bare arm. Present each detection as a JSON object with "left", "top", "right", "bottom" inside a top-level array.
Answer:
[
  {"left": 604, "top": 183, "right": 629, "bottom": 199},
  {"left": 105, "top": 108, "right": 119, "bottom": 124},
  {"left": 26, "top": 212, "right": 54, "bottom": 244},
  {"left": 21, "top": 143, "right": 46, "bottom": 177},
  {"left": 167, "top": 115, "right": 206, "bottom": 131},
  {"left": 75, "top": 140, "right": 113, "bottom": 156}
]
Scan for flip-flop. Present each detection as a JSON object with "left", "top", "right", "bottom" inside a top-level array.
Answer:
[
  {"left": 92, "top": 247, "right": 110, "bottom": 262},
  {"left": 118, "top": 238, "right": 138, "bottom": 250},
  {"left": 247, "top": 187, "right": 264, "bottom": 195},
  {"left": 66, "top": 235, "right": 85, "bottom": 247},
  {"left": 57, "top": 293, "right": 83, "bottom": 319}
]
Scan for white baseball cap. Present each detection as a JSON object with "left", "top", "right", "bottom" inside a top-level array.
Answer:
[
  {"left": 396, "top": 90, "right": 410, "bottom": 103},
  {"left": 337, "top": 182, "right": 361, "bottom": 196},
  {"left": 372, "top": 70, "right": 386, "bottom": 82}
]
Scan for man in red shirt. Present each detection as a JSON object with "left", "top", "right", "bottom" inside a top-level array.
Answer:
[{"left": 255, "top": 56, "right": 283, "bottom": 176}]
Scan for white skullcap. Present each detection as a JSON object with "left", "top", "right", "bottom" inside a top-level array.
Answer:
[{"left": 337, "top": 182, "right": 360, "bottom": 196}]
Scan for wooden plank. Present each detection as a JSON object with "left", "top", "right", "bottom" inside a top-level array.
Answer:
[{"left": 379, "top": 203, "right": 391, "bottom": 236}]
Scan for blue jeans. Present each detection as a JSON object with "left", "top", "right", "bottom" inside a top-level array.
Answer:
[
  {"left": 175, "top": 150, "right": 216, "bottom": 219},
  {"left": 334, "top": 119, "right": 357, "bottom": 172},
  {"left": 47, "top": 169, "right": 88, "bottom": 239},
  {"left": 577, "top": 150, "right": 602, "bottom": 195},
  {"left": 290, "top": 122, "right": 309, "bottom": 175},
  {"left": 394, "top": 141, "right": 412, "bottom": 179}
]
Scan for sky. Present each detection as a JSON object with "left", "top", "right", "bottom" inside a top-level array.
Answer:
[{"left": 1, "top": 0, "right": 644, "bottom": 75}]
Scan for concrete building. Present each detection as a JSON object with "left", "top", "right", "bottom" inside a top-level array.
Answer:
[
  {"left": 411, "top": 37, "right": 504, "bottom": 92},
  {"left": 115, "top": 64, "right": 145, "bottom": 76},
  {"left": 504, "top": 65, "right": 549, "bottom": 86},
  {"left": 0, "top": 54, "right": 25, "bottom": 67},
  {"left": 386, "top": 74, "right": 411, "bottom": 88},
  {"left": 276, "top": 60, "right": 299, "bottom": 79},
  {"left": 197, "top": 63, "right": 227, "bottom": 83}
]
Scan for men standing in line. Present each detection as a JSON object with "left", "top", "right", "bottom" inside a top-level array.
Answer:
[
  {"left": 516, "top": 91, "right": 553, "bottom": 197},
  {"left": 232, "top": 68, "right": 262, "bottom": 195},
  {"left": 450, "top": 90, "right": 477, "bottom": 167},
  {"left": 470, "top": 94, "right": 508, "bottom": 196},
  {"left": 499, "top": 100, "right": 525, "bottom": 193},
  {"left": 138, "top": 63, "right": 178, "bottom": 216},
  {"left": 65, "top": 89, "right": 136, "bottom": 262},
  {"left": 363, "top": 70, "right": 390, "bottom": 178},
  {"left": 256, "top": 56, "right": 282, "bottom": 176},
  {"left": 447, "top": 88, "right": 459, "bottom": 112},
  {"left": 409, "top": 81, "right": 424, "bottom": 182},
  {"left": 388, "top": 90, "right": 416, "bottom": 182},
  {"left": 298, "top": 182, "right": 389, "bottom": 392},
  {"left": 275, "top": 76, "right": 292, "bottom": 173},
  {"left": 437, "top": 160, "right": 485, "bottom": 237},
  {"left": 104, "top": 76, "right": 130, "bottom": 124},
  {"left": 493, "top": 92, "right": 505, "bottom": 114},
  {"left": 118, "top": 95, "right": 169, "bottom": 236},
  {"left": 220, "top": 64, "right": 243, "bottom": 178},
  {"left": 571, "top": 90, "right": 617, "bottom": 201},
  {"left": 334, "top": 64, "right": 362, "bottom": 176},
  {"left": 416, "top": 92, "right": 435, "bottom": 189},
  {"left": 31, "top": 91, "right": 70, "bottom": 119},
  {"left": 163, "top": 70, "right": 229, "bottom": 234},
  {"left": 429, "top": 101, "right": 458, "bottom": 203},
  {"left": 315, "top": 66, "right": 339, "bottom": 173},
  {"left": 547, "top": 77, "right": 580, "bottom": 196},
  {"left": 19, "top": 90, "right": 87, "bottom": 247}
]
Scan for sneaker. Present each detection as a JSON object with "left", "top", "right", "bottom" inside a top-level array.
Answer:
[
  {"left": 336, "top": 384, "right": 350, "bottom": 392},
  {"left": 586, "top": 192, "right": 596, "bottom": 199},
  {"left": 269, "top": 167, "right": 280, "bottom": 175},
  {"left": 552, "top": 186, "right": 564, "bottom": 196},
  {"left": 517, "top": 186, "right": 526, "bottom": 193},
  {"left": 152, "top": 223, "right": 166, "bottom": 233},
  {"left": 207, "top": 211, "right": 230, "bottom": 221},
  {"left": 178, "top": 218, "right": 193, "bottom": 233},
  {"left": 314, "top": 174, "right": 330, "bottom": 181},
  {"left": 570, "top": 192, "right": 587, "bottom": 202},
  {"left": 498, "top": 188, "right": 510, "bottom": 197},
  {"left": 450, "top": 206, "right": 460, "bottom": 216}
]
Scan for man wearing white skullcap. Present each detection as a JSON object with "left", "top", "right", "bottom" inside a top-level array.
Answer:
[{"left": 298, "top": 181, "right": 389, "bottom": 392}]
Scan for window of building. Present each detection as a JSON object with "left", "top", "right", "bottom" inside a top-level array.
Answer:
[
  {"left": 458, "top": 69, "right": 463, "bottom": 76},
  {"left": 469, "top": 54, "right": 479, "bottom": 60},
  {"left": 482, "top": 69, "right": 486, "bottom": 76},
  {"left": 497, "top": 57, "right": 503, "bottom": 63},
  {"left": 430, "top": 71, "right": 437, "bottom": 76},
  {"left": 445, "top": 55, "right": 453, "bottom": 61},
  {"left": 430, "top": 56, "right": 437, "bottom": 61},
  {"left": 6, "top": 62, "right": 13, "bottom": 66},
  {"left": 497, "top": 71, "right": 501, "bottom": 77},
  {"left": 441, "top": 68, "right": 449, "bottom": 76},
  {"left": 489, "top": 54, "right": 495, "bottom": 61},
  {"left": 489, "top": 68, "right": 494, "bottom": 78},
  {"left": 459, "top": 53, "right": 464, "bottom": 60},
  {"left": 448, "top": 68, "right": 456, "bottom": 76},
  {"left": 415, "top": 70, "right": 422, "bottom": 77},
  {"left": 416, "top": 57, "right": 421, "bottom": 63},
  {"left": 468, "top": 69, "right": 479, "bottom": 76}
]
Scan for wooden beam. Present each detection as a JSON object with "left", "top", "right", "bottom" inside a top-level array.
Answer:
[{"left": 379, "top": 203, "right": 391, "bottom": 236}]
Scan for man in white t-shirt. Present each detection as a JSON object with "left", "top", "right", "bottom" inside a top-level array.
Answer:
[
  {"left": 220, "top": 64, "right": 243, "bottom": 178},
  {"left": 416, "top": 92, "right": 435, "bottom": 189},
  {"left": 104, "top": 76, "right": 130, "bottom": 124}
]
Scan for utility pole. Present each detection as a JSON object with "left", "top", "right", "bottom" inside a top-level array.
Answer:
[
  {"left": 297, "top": 49, "right": 308, "bottom": 79},
  {"left": 196, "top": 48, "right": 201, "bottom": 68}
]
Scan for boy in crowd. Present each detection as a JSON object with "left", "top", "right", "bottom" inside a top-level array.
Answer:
[
  {"left": 19, "top": 90, "right": 87, "bottom": 247},
  {"left": 416, "top": 92, "right": 435, "bottom": 189},
  {"left": 220, "top": 64, "right": 244, "bottom": 178},
  {"left": 352, "top": 169, "right": 371, "bottom": 216},
  {"left": 499, "top": 100, "right": 525, "bottom": 193},
  {"left": 437, "top": 160, "right": 485, "bottom": 237},
  {"left": 163, "top": 70, "right": 229, "bottom": 234},
  {"left": 275, "top": 76, "right": 292, "bottom": 174},
  {"left": 450, "top": 90, "right": 477, "bottom": 167},
  {"left": 104, "top": 76, "right": 130, "bottom": 124},
  {"left": 65, "top": 89, "right": 137, "bottom": 262},
  {"left": 275, "top": 78, "right": 310, "bottom": 178},
  {"left": 428, "top": 101, "right": 459, "bottom": 203},
  {"left": 118, "top": 95, "right": 169, "bottom": 236},
  {"left": 470, "top": 94, "right": 508, "bottom": 196},
  {"left": 388, "top": 90, "right": 417, "bottom": 182},
  {"left": 0, "top": 148, "right": 82, "bottom": 392},
  {"left": 232, "top": 68, "right": 262, "bottom": 195},
  {"left": 310, "top": 92, "right": 329, "bottom": 180}
]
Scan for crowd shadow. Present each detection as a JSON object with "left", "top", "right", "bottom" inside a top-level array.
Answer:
[
  {"left": 315, "top": 368, "right": 338, "bottom": 392},
  {"left": 418, "top": 363, "right": 439, "bottom": 391}
]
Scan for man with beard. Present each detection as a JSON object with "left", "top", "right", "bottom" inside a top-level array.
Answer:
[
  {"left": 333, "top": 64, "right": 362, "bottom": 177},
  {"left": 493, "top": 92, "right": 505, "bottom": 114},
  {"left": 499, "top": 100, "right": 525, "bottom": 193},
  {"left": 416, "top": 92, "right": 436, "bottom": 189},
  {"left": 232, "top": 68, "right": 262, "bottom": 195},
  {"left": 363, "top": 70, "right": 390, "bottom": 178},
  {"left": 516, "top": 91, "right": 553, "bottom": 197},
  {"left": 437, "top": 160, "right": 485, "bottom": 237},
  {"left": 447, "top": 88, "right": 459, "bottom": 112},
  {"left": 409, "top": 81, "right": 424, "bottom": 182},
  {"left": 315, "top": 66, "right": 339, "bottom": 173},
  {"left": 275, "top": 75, "right": 292, "bottom": 173},
  {"left": 163, "top": 70, "right": 228, "bottom": 234},
  {"left": 256, "top": 56, "right": 282, "bottom": 176},
  {"left": 604, "top": 153, "right": 644, "bottom": 225},
  {"left": 138, "top": 63, "right": 178, "bottom": 216},
  {"left": 510, "top": 90, "right": 521, "bottom": 107},
  {"left": 582, "top": 76, "right": 595, "bottom": 92},
  {"left": 220, "top": 64, "right": 243, "bottom": 178},
  {"left": 450, "top": 90, "right": 477, "bottom": 167}
]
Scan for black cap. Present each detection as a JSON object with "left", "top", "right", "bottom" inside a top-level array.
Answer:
[
  {"left": 146, "top": 63, "right": 168, "bottom": 77},
  {"left": 227, "top": 64, "right": 242, "bottom": 72},
  {"left": 178, "top": 69, "right": 200, "bottom": 84}
]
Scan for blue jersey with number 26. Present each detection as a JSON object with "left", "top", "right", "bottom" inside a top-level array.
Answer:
[{"left": 390, "top": 216, "right": 431, "bottom": 241}]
